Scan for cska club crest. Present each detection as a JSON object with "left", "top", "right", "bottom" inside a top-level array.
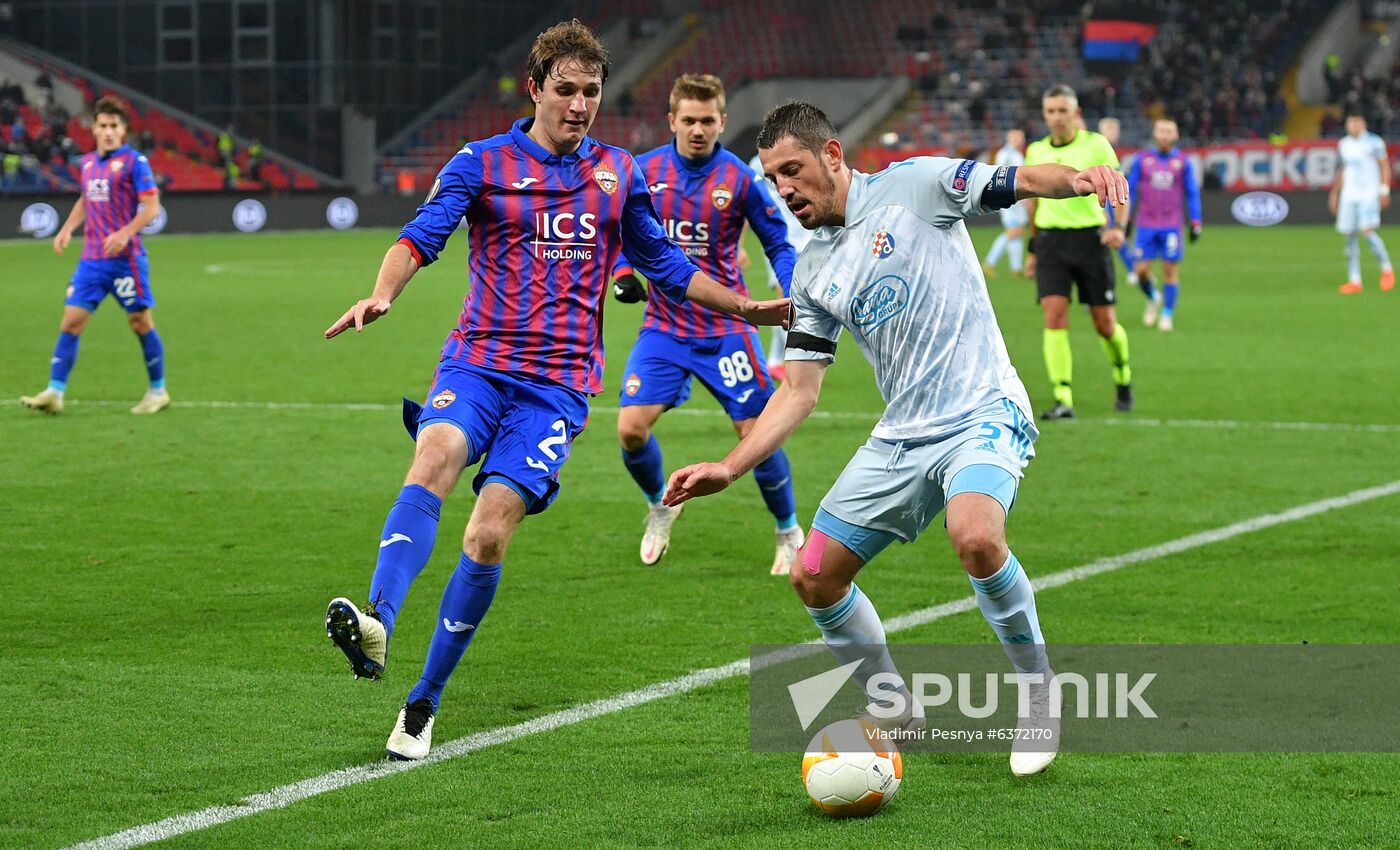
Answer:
[
  {"left": 431, "top": 389, "right": 456, "bottom": 409},
  {"left": 111, "top": 159, "right": 124, "bottom": 172},
  {"left": 711, "top": 185, "right": 733, "bottom": 210},
  {"left": 593, "top": 167, "right": 619, "bottom": 195},
  {"left": 624, "top": 374, "right": 642, "bottom": 396}
]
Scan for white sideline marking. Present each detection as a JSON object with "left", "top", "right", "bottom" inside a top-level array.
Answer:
[
  {"left": 14, "top": 398, "right": 1400, "bottom": 433},
  {"left": 64, "top": 478, "right": 1400, "bottom": 850}
]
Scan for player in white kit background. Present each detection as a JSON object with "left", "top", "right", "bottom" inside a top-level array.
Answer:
[
  {"left": 982, "top": 128, "right": 1030, "bottom": 277},
  {"left": 1330, "top": 111, "right": 1393, "bottom": 294},
  {"left": 665, "top": 102, "right": 1129, "bottom": 776}
]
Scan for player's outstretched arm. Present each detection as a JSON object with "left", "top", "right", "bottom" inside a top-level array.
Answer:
[
  {"left": 1016, "top": 163, "right": 1129, "bottom": 211},
  {"left": 683, "top": 270, "right": 791, "bottom": 327},
  {"left": 664, "top": 358, "right": 825, "bottom": 506},
  {"left": 324, "top": 241, "right": 420, "bottom": 339}
]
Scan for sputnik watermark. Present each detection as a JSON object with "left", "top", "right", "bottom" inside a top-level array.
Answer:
[{"left": 862, "top": 670, "right": 1157, "bottom": 722}]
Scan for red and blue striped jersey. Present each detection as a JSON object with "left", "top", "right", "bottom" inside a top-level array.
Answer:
[
  {"left": 79, "top": 144, "right": 157, "bottom": 260},
  {"left": 398, "top": 118, "right": 701, "bottom": 395},
  {"left": 1125, "top": 147, "right": 1202, "bottom": 230},
  {"left": 616, "top": 142, "right": 795, "bottom": 339}
]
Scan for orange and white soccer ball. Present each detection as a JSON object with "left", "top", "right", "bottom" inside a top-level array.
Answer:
[{"left": 801, "top": 719, "right": 903, "bottom": 817}]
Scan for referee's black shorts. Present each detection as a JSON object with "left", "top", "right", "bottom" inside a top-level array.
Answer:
[{"left": 1032, "top": 227, "right": 1116, "bottom": 306}]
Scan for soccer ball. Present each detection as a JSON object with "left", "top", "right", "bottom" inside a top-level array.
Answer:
[{"left": 801, "top": 719, "right": 903, "bottom": 817}]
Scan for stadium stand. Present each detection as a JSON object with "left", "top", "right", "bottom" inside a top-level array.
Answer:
[
  {"left": 371, "top": 1, "right": 1347, "bottom": 190},
  {"left": 0, "top": 38, "right": 323, "bottom": 193}
]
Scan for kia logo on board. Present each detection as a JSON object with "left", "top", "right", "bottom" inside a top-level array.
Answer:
[{"left": 1230, "top": 192, "right": 1289, "bottom": 227}]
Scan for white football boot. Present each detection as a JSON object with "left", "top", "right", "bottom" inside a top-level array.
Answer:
[
  {"left": 771, "top": 525, "right": 805, "bottom": 576},
  {"left": 640, "top": 502, "right": 682, "bottom": 565},
  {"left": 386, "top": 698, "right": 435, "bottom": 761},
  {"left": 1157, "top": 314, "right": 1174, "bottom": 332},
  {"left": 1010, "top": 675, "right": 1060, "bottom": 777},
  {"left": 20, "top": 388, "right": 64, "bottom": 415},
  {"left": 130, "top": 389, "right": 171, "bottom": 414},
  {"left": 326, "top": 597, "right": 388, "bottom": 679},
  {"left": 1142, "top": 292, "right": 1163, "bottom": 327}
]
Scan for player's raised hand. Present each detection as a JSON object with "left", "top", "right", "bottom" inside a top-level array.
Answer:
[
  {"left": 52, "top": 230, "right": 70, "bottom": 255},
  {"left": 325, "top": 298, "right": 392, "bottom": 339},
  {"left": 1074, "top": 165, "right": 1129, "bottom": 209},
  {"left": 663, "top": 462, "right": 736, "bottom": 506},
  {"left": 741, "top": 296, "right": 792, "bottom": 328}
]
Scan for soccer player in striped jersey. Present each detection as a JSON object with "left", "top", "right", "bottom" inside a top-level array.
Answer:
[
  {"left": 609, "top": 74, "right": 802, "bottom": 574},
  {"left": 20, "top": 96, "right": 167, "bottom": 415},
  {"left": 321, "top": 21, "right": 789, "bottom": 761},
  {"left": 1124, "top": 119, "right": 1202, "bottom": 331},
  {"left": 666, "top": 101, "right": 1129, "bottom": 776}
]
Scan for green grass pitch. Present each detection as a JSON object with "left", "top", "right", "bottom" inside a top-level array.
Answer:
[{"left": 2, "top": 223, "right": 1398, "bottom": 849}]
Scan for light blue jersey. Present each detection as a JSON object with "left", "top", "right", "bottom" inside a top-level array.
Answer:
[
  {"left": 1338, "top": 131, "right": 1387, "bottom": 202},
  {"left": 786, "top": 156, "right": 1031, "bottom": 440}
]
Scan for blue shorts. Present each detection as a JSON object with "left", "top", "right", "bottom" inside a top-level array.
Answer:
[
  {"left": 619, "top": 327, "right": 774, "bottom": 421},
  {"left": 416, "top": 360, "right": 589, "bottom": 515},
  {"left": 65, "top": 256, "right": 155, "bottom": 313},
  {"left": 1133, "top": 227, "right": 1184, "bottom": 263}
]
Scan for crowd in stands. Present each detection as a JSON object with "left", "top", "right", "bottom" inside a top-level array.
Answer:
[
  {"left": 1121, "top": 0, "right": 1326, "bottom": 142},
  {"left": 1, "top": 62, "right": 315, "bottom": 194},
  {"left": 1321, "top": 52, "right": 1398, "bottom": 137},
  {"left": 874, "top": 0, "right": 1331, "bottom": 154}
]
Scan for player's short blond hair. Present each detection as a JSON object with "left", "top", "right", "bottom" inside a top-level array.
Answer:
[
  {"left": 1097, "top": 117, "right": 1120, "bottom": 134},
  {"left": 669, "top": 74, "right": 725, "bottom": 114},
  {"left": 527, "top": 19, "right": 609, "bottom": 88}
]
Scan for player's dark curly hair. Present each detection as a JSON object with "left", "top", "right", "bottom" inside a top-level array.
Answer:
[
  {"left": 756, "top": 101, "right": 837, "bottom": 157},
  {"left": 527, "top": 19, "right": 610, "bottom": 88}
]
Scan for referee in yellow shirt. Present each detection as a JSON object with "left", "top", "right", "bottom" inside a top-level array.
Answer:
[{"left": 1024, "top": 85, "right": 1133, "bottom": 419}]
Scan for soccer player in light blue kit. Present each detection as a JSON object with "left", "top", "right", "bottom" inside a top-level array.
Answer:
[
  {"left": 982, "top": 128, "right": 1029, "bottom": 276},
  {"left": 666, "top": 103, "right": 1130, "bottom": 776},
  {"left": 1331, "top": 111, "right": 1393, "bottom": 294},
  {"left": 20, "top": 96, "right": 167, "bottom": 415},
  {"left": 1125, "top": 118, "right": 1202, "bottom": 331}
]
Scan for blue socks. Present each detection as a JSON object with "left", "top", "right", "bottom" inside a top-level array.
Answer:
[
  {"left": 969, "top": 552, "right": 1049, "bottom": 674},
  {"left": 368, "top": 484, "right": 443, "bottom": 637},
  {"left": 625, "top": 434, "right": 797, "bottom": 527},
  {"left": 753, "top": 449, "right": 797, "bottom": 529},
  {"left": 1162, "top": 282, "right": 1179, "bottom": 318},
  {"left": 407, "top": 553, "right": 502, "bottom": 710},
  {"left": 48, "top": 331, "right": 79, "bottom": 391},
  {"left": 138, "top": 329, "right": 165, "bottom": 389},
  {"left": 622, "top": 435, "right": 665, "bottom": 504}
]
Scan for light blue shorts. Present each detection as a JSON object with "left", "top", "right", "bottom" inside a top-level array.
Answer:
[
  {"left": 1336, "top": 198, "right": 1381, "bottom": 234},
  {"left": 813, "top": 398, "right": 1038, "bottom": 562}
]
